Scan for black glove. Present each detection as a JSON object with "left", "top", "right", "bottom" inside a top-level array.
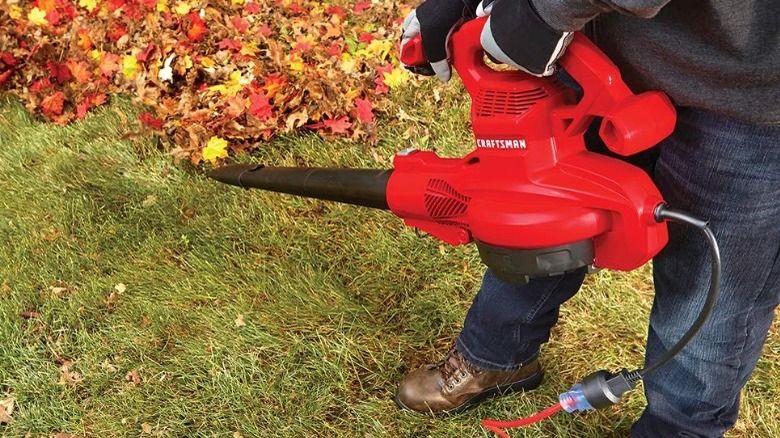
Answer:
[
  {"left": 400, "top": 0, "right": 479, "bottom": 82},
  {"left": 478, "top": 0, "right": 573, "bottom": 77}
]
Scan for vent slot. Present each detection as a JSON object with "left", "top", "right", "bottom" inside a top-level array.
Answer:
[
  {"left": 424, "top": 179, "right": 470, "bottom": 219},
  {"left": 474, "top": 87, "right": 549, "bottom": 116}
]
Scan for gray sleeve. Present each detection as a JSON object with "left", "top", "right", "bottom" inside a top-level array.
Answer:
[{"left": 531, "top": 0, "right": 673, "bottom": 32}]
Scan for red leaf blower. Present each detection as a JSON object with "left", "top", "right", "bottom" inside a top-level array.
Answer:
[{"left": 210, "top": 17, "right": 721, "bottom": 430}]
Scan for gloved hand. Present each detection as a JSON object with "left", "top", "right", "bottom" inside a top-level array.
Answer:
[
  {"left": 400, "top": 0, "right": 479, "bottom": 82},
  {"left": 478, "top": 0, "right": 573, "bottom": 77}
]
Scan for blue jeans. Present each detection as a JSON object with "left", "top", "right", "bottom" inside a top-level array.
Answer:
[{"left": 456, "top": 107, "right": 780, "bottom": 437}]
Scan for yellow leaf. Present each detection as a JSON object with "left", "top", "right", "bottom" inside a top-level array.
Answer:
[
  {"left": 90, "top": 50, "right": 103, "bottom": 62},
  {"left": 8, "top": 5, "right": 22, "bottom": 20},
  {"left": 287, "top": 54, "right": 304, "bottom": 72},
  {"left": 122, "top": 55, "right": 139, "bottom": 79},
  {"left": 231, "top": 0, "right": 244, "bottom": 4},
  {"left": 383, "top": 68, "right": 410, "bottom": 89},
  {"left": 156, "top": 0, "right": 170, "bottom": 12},
  {"left": 173, "top": 2, "right": 191, "bottom": 15},
  {"left": 345, "top": 89, "right": 360, "bottom": 100},
  {"left": 239, "top": 43, "right": 257, "bottom": 58},
  {"left": 339, "top": 54, "right": 357, "bottom": 74},
  {"left": 365, "top": 39, "right": 394, "bottom": 61},
  {"left": 78, "top": 0, "right": 98, "bottom": 12},
  {"left": 202, "top": 137, "right": 229, "bottom": 163},
  {"left": 28, "top": 7, "right": 48, "bottom": 26},
  {"left": 200, "top": 57, "right": 215, "bottom": 68},
  {"left": 208, "top": 71, "right": 244, "bottom": 97}
]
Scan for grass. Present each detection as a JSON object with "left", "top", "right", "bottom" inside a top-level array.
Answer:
[{"left": 0, "top": 89, "right": 778, "bottom": 438}]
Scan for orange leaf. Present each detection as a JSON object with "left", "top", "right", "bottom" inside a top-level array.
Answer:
[
  {"left": 98, "top": 52, "right": 121, "bottom": 77},
  {"left": 187, "top": 13, "right": 207, "bottom": 42},
  {"left": 41, "top": 91, "right": 66, "bottom": 117},
  {"left": 67, "top": 60, "right": 93, "bottom": 84}
]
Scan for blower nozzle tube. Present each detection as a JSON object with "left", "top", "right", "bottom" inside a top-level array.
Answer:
[{"left": 208, "top": 164, "right": 394, "bottom": 210}]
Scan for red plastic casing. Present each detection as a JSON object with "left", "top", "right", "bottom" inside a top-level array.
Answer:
[{"left": 391, "top": 18, "right": 675, "bottom": 271}]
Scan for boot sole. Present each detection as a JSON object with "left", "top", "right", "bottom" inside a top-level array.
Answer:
[{"left": 394, "top": 368, "right": 544, "bottom": 416}]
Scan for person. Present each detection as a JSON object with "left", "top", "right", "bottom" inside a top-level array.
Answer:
[{"left": 393, "top": 0, "right": 780, "bottom": 436}]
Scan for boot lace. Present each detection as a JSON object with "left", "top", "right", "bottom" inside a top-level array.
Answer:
[{"left": 428, "top": 348, "right": 482, "bottom": 388}]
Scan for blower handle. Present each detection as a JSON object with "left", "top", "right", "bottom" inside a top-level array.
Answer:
[{"left": 400, "top": 17, "right": 676, "bottom": 156}]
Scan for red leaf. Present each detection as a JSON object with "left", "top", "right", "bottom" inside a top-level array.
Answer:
[
  {"left": 107, "top": 0, "right": 126, "bottom": 12},
  {"left": 359, "top": 33, "right": 374, "bottom": 44},
  {"left": 107, "top": 23, "right": 128, "bottom": 42},
  {"left": 76, "top": 101, "right": 91, "bottom": 120},
  {"left": 232, "top": 16, "right": 250, "bottom": 33},
  {"left": 257, "top": 24, "right": 272, "bottom": 37},
  {"left": 136, "top": 43, "right": 155, "bottom": 62},
  {"left": 248, "top": 92, "right": 272, "bottom": 120},
  {"left": 327, "top": 43, "right": 344, "bottom": 58},
  {"left": 354, "top": 98, "right": 375, "bottom": 123},
  {"left": 354, "top": 1, "right": 371, "bottom": 13},
  {"left": 41, "top": 91, "right": 66, "bottom": 117},
  {"left": 218, "top": 39, "right": 242, "bottom": 51},
  {"left": 244, "top": 2, "right": 261, "bottom": 14},
  {"left": 140, "top": 0, "right": 157, "bottom": 8},
  {"left": 67, "top": 60, "right": 93, "bottom": 84},
  {"left": 374, "top": 64, "right": 393, "bottom": 94},
  {"left": 0, "top": 70, "right": 12, "bottom": 84},
  {"left": 47, "top": 61, "right": 71, "bottom": 84},
  {"left": 30, "top": 78, "right": 52, "bottom": 92},
  {"left": 325, "top": 6, "right": 346, "bottom": 18},
  {"left": 0, "top": 53, "right": 17, "bottom": 67},
  {"left": 89, "top": 93, "right": 107, "bottom": 106},
  {"left": 140, "top": 111, "right": 164, "bottom": 129},
  {"left": 187, "top": 13, "right": 207, "bottom": 43},
  {"left": 323, "top": 116, "right": 351, "bottom": 134}
]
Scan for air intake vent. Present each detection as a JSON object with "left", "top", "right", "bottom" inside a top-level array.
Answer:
[
  {"left": 474, "top": 87, "right": 549, "bottom": 116},
  {"left": 424, "top": 179, "right": 470, "bottom": 219}
]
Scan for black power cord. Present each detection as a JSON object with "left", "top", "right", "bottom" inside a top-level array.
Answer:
[{"left": 559, "top": 203, "right": 722, "bottom": 412}]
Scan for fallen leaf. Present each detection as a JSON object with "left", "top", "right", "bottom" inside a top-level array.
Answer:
[
  {"left": 58, "top": 361, "right": 83, "bottom": 386},
  {"left": 354, "top": 98, "right": 374, "bottom": 123},
  {"left": 126, "top": 369, "right": 141, "bottom": 385},
  {"left": 28, "top": 7, "right": 49, "bottom": 26},
  {"left": 19, "top": 310, "right": 40, "bottom": 319},
  {"left": 101, "top": 359, "right": 118, "bottom": 373},
  {"left": 235, "top": 314, "right": 246, "bottom": 327},
  {"left": 202, "top": 136, "right": 229, "bottom": 163},
  {"left": 114, "top": 283, "right": 126, "bottom": 294},
  {"left": 142, "top": 423, "right": 152, "bottom": 434},
  {"left": 323, "top": 116, "right": 351, "bottom": 134},
  {"left": 0, "top": 398, "right": 14, "bottom": 424}
]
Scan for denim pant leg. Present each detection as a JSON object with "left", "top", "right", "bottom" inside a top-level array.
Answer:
[
  {"left": 632, "top": 108, "right": 780, "bottom": 437},
  {"left": 457, "top": 267, "right": 587, "bottom": 371}
]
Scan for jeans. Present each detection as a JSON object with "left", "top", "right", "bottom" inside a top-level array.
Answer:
[{"left": 456, "top": 107, "right": 780, "bottom": 437}]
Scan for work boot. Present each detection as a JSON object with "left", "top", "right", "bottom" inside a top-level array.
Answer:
[{"left": 395, "top": 348, "right": 543, "bottom": 415}]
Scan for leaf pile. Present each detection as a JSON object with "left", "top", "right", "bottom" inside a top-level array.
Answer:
[{"left": 0, "top": 0, "right": 414, "bottom": 163}]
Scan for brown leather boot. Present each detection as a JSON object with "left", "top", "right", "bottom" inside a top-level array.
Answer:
[{"left": 395, "top": 348, "right": 543, "bottom": 415}]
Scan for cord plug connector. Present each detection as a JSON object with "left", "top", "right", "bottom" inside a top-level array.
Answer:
[{"left": 559, "top": 369, "right": 640, "bottom": 413}]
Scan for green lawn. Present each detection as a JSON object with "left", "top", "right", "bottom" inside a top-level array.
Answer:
[{"left": 0, "top": 93, "right": 777, "bottom": 437}]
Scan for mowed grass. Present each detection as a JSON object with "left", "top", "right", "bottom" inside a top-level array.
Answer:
[{"left": 0, "top": 90, "right": 778, "bottom": 438}]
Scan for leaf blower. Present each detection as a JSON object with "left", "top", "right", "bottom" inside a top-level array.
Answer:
[{"left": 209, "top": 17, "right": 721, "bottom": 433}]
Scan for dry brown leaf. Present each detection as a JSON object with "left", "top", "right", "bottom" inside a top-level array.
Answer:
[
  {"left": 235, "top": 314, "right": 246, "bottom": 327},
  {"left": 0, "top": 398, "right": 14, "bottom": 424},
  {"left": 141, "top": 423, "right": 152, "bottom": 434},
  {"left": 126, "top": 369, "right": 141, "bottom": 385},
  {"left": 114, "top": 283, "right": 127, "bottom": 294},
  {"left": 58, "top": 361, "right": 83, "bottom": 386}
]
